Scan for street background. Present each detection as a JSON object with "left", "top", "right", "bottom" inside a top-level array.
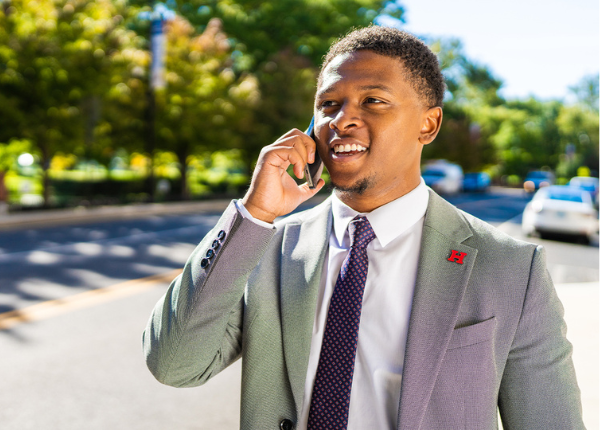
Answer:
[{"left": 0, "top": 188, "right": 597, "bottom": 429}]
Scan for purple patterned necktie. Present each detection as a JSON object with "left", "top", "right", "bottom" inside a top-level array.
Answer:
[{"left": 307, "top": 216, "right": 376, "bottom": 430}]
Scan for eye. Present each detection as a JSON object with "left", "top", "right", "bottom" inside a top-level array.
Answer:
[
  {"left": 365, "top": 97, "right": 384, "bottom": 104},
  {"left": 320, "top": 100, "right": 338, "bottom": 108}
]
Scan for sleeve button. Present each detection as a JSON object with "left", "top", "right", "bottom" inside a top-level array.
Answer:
[
  {"left": 217, "top": 230, "right": 226, "bottom": 241},
  {"left": 211, "top": 240, "right": 220, "bottom": 250},
  {"left": 200, "top": 258, "right": 210, "bottom": 269},
  {"left": 205, "top": 249, "right": 215, "bottom": 259},
  {"left": 280, "top": 419, "right": 294, "bottom": 430}
]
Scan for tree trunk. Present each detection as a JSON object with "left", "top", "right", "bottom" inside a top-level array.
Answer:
[
  {"left": 176, "top": 148, "right": 189, "bottom": 200},
  {"left": 39, "top": 144, "right": 51, "bottom": 208},
  {"left": 0, "top": 171, "right": 7, "bottom": 202},
  {"left": 145, "top": 88, "right": 156, "bottom": 202},
  {"left": 42, "top": 164, "right": 50, "bottom": 208}
]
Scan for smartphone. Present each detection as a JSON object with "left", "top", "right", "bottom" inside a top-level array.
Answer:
[{"left": 303, "top": 117, "right": 324, "bottom": 189}]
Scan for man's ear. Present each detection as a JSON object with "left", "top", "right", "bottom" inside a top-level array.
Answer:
[{"left": 418, "top": 107, "right": 443, "bottom": 145}]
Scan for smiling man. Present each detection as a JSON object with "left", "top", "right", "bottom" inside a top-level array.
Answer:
[{"left": 143, "top": 26, "right": 584, "bottom": 430}]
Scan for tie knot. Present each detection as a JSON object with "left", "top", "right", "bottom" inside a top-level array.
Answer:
[{"left": 348, "top": 216, "right": 376, "bottom": 249}]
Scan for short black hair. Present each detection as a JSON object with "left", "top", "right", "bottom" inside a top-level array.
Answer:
[{"left": 319, "top": 25, "right": 445, "bottom": 108}]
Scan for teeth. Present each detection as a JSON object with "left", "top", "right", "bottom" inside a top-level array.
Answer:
[{"left": 333, "top": 144, "right": 367, "bottom": 153}]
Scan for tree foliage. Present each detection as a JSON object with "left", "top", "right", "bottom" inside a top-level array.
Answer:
[
  {"left": 155, "top": 16, "right": 259, "bottom": 198},
  {"left": 0, "top": 0, "right": 597, "bottom": 208},
  {"left": 425, "top": 38, "right": 599, "bottom": 180},
  {"left": 129, "top": 0, "right": 404, "bottom": 170},
  {"left": 0, "top": 0, "right": 140, "bottom": 204}
]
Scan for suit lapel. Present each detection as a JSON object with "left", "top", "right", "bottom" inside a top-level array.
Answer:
[
  {"left": 280, "top": 198, "right": 333, "bottom": 415},
  {"left": 397, "top": 191, "right": 478, "bottom": 430}
]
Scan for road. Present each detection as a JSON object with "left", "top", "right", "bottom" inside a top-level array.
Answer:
[{"left": 0, "top": 189, "right": 597, "bottom": 429}]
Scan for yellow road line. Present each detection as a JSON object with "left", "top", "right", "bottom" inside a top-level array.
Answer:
[{"left": 0, "top": 269, "right": 182, "bottom": 331}]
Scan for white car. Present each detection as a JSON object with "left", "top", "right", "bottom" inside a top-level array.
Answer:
[
  {"left": 422, "top": 161, "right": 463, "bottom": 195},
  {"left": 522, "top": 185, "right": 599, "bottom": 243},
  {"left": 568, "top": 176, "right": 599, "bottom": 204}
]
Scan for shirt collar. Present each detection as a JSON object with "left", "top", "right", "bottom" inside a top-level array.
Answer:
[{"left": 331, "top": 179, "right": 429, "bottom": 248}]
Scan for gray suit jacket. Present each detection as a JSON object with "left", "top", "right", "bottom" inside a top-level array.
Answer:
[{"left": 143, "top": 190, "right": 584, "bottom": 429}]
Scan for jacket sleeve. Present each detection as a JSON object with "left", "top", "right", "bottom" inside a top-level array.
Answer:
[
  {"left": 142, "top": 201, "right": 276, "bottom": 387},
  {"left": 498, "top": 245, "right": 585, "bottom": 429}
]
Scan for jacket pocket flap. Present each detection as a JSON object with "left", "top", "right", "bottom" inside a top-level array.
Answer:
[{"left": 447, "top": 317, "right": 496, "bottom": 350}]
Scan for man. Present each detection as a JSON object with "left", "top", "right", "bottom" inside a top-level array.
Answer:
[{"left": 143, "top": 26, "right": 584, "bottom": 430}]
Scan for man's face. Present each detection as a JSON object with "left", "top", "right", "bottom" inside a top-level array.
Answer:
[{"left": 314, "top": 50, "right": 438, "bottom": 210}]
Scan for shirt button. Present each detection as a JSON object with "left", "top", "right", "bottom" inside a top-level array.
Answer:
[
  {"left": 279, "top": 419, "right": 294, "bottom": 430},
  {"left": 217, "top": 230, "right": 226, "bottom": 241}
]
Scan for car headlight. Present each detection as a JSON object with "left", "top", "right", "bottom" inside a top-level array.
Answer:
[{"left": 531, "top": 201, "right": 544, "bottom": 213}]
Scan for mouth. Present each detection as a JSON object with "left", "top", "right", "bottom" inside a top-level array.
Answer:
[{"left": 330, "top": 142, "right": 368, "bottom": 159}]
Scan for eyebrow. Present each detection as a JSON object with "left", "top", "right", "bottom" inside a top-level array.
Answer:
[
  {"left": 317, "top": 83, "right": 395, "bottom": 97},
  {"left": 357, "top": 84, "right": 394, "bottom": 93}
]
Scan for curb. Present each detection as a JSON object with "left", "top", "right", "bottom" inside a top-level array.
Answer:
[
  {"left": 0, "top": 194, "right": 331, "bottom": 231},
  {"left": 0, "top": 199, "right": 232, "bottom": 231}
]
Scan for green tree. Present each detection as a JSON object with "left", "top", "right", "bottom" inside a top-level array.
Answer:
[
  {"left": 130, "top": 0, "right": 404, "bottom": 170},
  {"left": 0, "top": 139, "right": 32, "bottom": 204},
  {"left": 425, "top": 37, "right": 597, "bottom": 182},
  {"left": 93, "top": 22, "right": 150, "bottom": 168},
  {"left": 156, "top": 16, "right": 259, "bottom": 198},
  {"left": 156, "top": 0, "right": 403, "bottom": 66},
  {"left": 471, "top": 99, "right": 563, "bottom": 177},
  {"left": 556, "top": 105, "right": 599, "bottom": 178},
  {"left": 568, "top": 73, "right": 599, "bottom": 112},
  {"left": 423, "top": 38, "right": 502, "bottom": 172},
  {"left": 0, "top": 0, "right": 140, "bottom": 205}
]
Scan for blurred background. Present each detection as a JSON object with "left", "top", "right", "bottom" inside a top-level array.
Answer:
[
  {"left": 0, "top": 0, "right": 597, "bottom": 210},
  {"left": 0, "top": 1, "right": 597, "bottom": 429}
]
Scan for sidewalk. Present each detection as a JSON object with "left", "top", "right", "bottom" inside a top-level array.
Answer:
[
  {"left": 0, "top": 194, "right": 332, "bottom": 231},
  {"left": 0, "top": 200, "right": 233, "bottom": 231},
  {"left": 555, "top": 282, "right": 599, "bottom": 430}
]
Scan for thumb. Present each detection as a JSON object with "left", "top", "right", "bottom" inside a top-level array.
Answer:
[{"left": 297, "top": 179, "right": 326, "bottom": 203}]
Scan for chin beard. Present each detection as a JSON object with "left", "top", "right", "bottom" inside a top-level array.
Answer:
[{"left": 330, "top": 177, "right": 372, "bottom": 195}]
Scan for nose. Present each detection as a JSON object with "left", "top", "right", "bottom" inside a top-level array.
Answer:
[{"left": 329, "top": 104, "right": 362, "bottom": 133}]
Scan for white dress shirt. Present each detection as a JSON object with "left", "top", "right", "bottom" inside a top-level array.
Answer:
[{"left": 237, "top": 179, "right": 429, "bottom": 430}]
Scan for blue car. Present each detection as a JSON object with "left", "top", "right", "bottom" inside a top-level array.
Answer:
[
  {"left": 523, "top": 171, "right": 555, "bottom": 192},
  {"left": 462, "top": 172, "right": 491, "bottom": 192}
]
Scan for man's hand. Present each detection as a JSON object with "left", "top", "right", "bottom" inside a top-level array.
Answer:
[{"left": 241, "top": 129, "right": 325, "bottom": 223}]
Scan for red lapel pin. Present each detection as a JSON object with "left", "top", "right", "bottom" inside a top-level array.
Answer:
[{"left": 448, "top": 250, "right": 467, "bottom": 264}]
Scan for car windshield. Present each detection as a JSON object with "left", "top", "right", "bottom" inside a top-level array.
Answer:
[
  {"left": 570, "top": 178, "right": 598, "bottom": 188},
  {"left": 544, "top": 189, "right": 585, "bottom": 203}
]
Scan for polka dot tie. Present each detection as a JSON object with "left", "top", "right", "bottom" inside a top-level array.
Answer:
[{"left": 307, "top": 216, "right": 376, "bottom": 430}]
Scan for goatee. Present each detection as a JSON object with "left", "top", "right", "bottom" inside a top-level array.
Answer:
[{"left": 329, "top": 177, "right": 372, "bottom": 195}]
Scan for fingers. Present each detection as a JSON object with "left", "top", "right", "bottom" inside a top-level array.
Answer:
[
  {"left": 263, "top": 145, "right": 305, "bottom": 179},
  {"left": 280, "top": 128, "right": 317, "bottom": 162},
  {"left": 266, "top": 129, "right": 316, "bottom": 179},
  {"left": 242, "top": 129, "right": 324, "bottom": 222}
]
